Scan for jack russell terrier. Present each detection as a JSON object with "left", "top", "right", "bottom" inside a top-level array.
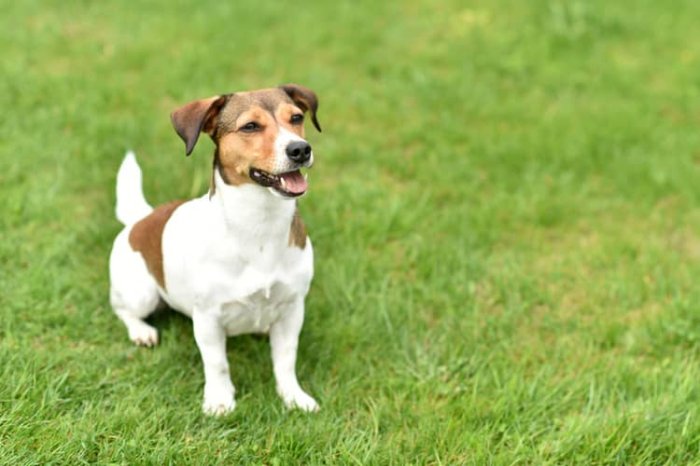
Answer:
[{"left": 109, "top": 84, "right": 321, "bottom": 415}]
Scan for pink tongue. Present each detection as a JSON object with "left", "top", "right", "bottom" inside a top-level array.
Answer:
[{"left": 280, "top": 170, "right": 308, "bottom": 194}]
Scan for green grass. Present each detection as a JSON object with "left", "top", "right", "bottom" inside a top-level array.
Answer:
[{"left": 2, "top": 0, "right": 700, "bottom": 463}]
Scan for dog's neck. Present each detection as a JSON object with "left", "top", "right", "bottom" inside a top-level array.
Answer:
[{"left": 209, "top": 169, "right": 296, "bottom": 243}]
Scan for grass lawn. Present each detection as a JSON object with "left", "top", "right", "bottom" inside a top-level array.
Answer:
[{"left": 2, "top": 0, "right": 700, "bottom": 463}]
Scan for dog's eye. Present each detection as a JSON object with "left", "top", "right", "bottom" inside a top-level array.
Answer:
[
  {"left": 290, "top": 114, "right": 304, "bottom": 125},
  {"left": 240, "top": 122, "right": 261, "bottom": 132}
]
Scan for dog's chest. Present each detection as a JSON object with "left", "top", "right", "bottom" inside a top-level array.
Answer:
[
  {"left": 165, "top": 249, "right": 311, "bottom": 335},
  {"left": 216, "top": 244, "right": 312, "bottom": 334},
  {"left": 219, "top": 278, "right": 296, "bottom": 335},
  {"left": 163, "top": 232, "right": 312, "bottom": 334},
  {"left": 160, "top": 193, "right": 312, "bottom": 335}
]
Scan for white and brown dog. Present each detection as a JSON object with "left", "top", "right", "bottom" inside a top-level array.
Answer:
[{"left": 108, "top": 84, "right": 321, "bottom": 415}]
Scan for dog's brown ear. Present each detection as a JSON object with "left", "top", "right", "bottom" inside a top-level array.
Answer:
[
  {"left": 170, "top": 96, "right": 226, "bottom": 155},
  {"left": 280, "top": 84, "right": 322, "bottom": 132}
]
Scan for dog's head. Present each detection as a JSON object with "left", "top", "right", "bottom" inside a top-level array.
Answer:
[{"left": 170, "top": 84, "right": 321, "bottom": 198}]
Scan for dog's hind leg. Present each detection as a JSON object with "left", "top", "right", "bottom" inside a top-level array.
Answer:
[
  {"left": 109, "top": 229, "right": 161, "bottom": 347},
  {"left": 113, "top": 307, "right": 160, "bottom": 347}
]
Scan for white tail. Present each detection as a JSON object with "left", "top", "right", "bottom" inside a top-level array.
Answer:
[{"left": 115, "top": 151, "right": 153, "bottom": 225}]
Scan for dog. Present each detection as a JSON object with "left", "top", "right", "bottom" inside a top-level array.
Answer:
[{"left": 108, "top": 84, "right": 322, "bottom": 415}]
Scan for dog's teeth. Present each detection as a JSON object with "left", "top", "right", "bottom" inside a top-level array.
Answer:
[
  {"left": 303, "top": 173, "right": 308, "bottom": 181},
  {"left": 280, "top": 177, "right": 287, "bottom": 188}
]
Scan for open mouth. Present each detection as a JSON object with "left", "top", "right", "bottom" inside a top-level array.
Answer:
[{"left": 249, "top": 168, "right": 308, "bottom": 197}]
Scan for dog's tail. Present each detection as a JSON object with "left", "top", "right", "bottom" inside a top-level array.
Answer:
[{"left": 115, "top": 151, "right": 153, "bottom": 225}]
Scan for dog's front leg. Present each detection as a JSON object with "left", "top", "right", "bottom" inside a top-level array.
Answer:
[
  {"left": 193, "top": 309, "right": 235, "bottom": 415},
  {"left": 269, "top": 299, "right": 319, "bottom": 412}
]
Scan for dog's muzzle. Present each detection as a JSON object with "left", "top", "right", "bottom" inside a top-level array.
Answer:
[{"left": 250, "top": 168, "right": 308, "bottom": 198}]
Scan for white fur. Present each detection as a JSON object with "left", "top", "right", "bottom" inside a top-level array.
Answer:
[
  {"left": 115, "top": 150, "right": 152, "bottom": 225},
  {"left": 109, "top": 149, "right": 318, "bottom": 415}
]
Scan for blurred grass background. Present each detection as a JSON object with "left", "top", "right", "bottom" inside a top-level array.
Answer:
[{"left": 1, "top": 0, "right": 700, "bottom": 463}]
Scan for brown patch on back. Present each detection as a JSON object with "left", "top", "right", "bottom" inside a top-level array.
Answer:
[
  {"left": 129, "top": 200, "right": 186, "bottom": 289},
  {"left": 289, "top": 207, "right": 307, "bottom": 249}
]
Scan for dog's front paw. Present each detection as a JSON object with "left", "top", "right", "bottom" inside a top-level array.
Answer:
[
  {"left": 280, "top": 389, "right": 319, "bottom": 412},
  {"left": 203, "top": 396, "right": 236, "bottom": 416},
  {"left": 202, "top": 386, "right": 236, "bottom": 416}
]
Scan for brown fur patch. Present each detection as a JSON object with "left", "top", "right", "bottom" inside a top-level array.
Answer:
[
  {"left": 215, "top": 111, "right": 278, "bottom": 186},
  {"left": 289, "top": 207, "right": 307, "bottom": 249},
  {"left": 129, "top": 200, "right": 186, "bottom": 289}
]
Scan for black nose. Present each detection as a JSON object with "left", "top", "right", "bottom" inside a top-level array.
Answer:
[{"left": 286, "top": 141, "right": 312, "bottom": 163}]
